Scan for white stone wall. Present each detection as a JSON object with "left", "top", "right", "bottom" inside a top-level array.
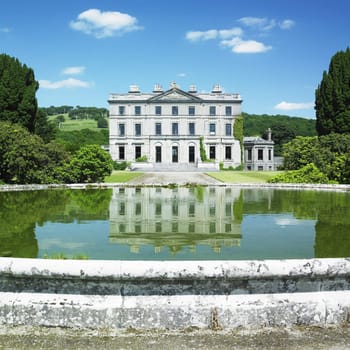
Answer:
[{"left": 109, "top": 85, "right": 242, "bottom": 168}]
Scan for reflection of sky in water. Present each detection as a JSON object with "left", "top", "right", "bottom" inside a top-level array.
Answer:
[
  {"left": 36, "top": 213, "right": 316, "bottom": 260},
  {"left": 241, "top": 214, "right": 315, "bottom": 260}
]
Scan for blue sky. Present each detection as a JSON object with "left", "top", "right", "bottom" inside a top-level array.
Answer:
[{"left": 1, "top": 0, "right": 349, "bottom": 118}]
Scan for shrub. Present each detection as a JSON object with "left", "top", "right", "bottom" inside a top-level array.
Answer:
[
  {"left": 135, "top": 155, "right": 148, "bottom": 162},
  {"left": 113, "top": 161, "right": 129, "bottom": 170},
  {"left": 268, "top": 163, "right": 330, "bottom": 184}
]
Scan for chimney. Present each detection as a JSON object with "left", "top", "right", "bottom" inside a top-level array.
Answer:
[
  {"left": 212, "top": 84, "right": 222, "bottom": 93},
  {"left": 129, "top": 85, "right": 140, "bottom": 93},
  {"left": 153, "top": 84, "right": 163, "bottom": 93},
  {"left": 267, "top": 128, "right": 272, "bottom": 141},
  {"left": 188, "top": 84, "right": 197, "bottom": 93}
]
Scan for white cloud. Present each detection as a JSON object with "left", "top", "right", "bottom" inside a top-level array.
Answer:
[
  {"left": 239, "top": 16, "right": 295, "bottom": 31},
  {"left": 62, "top": 66, "right": 86, "bottom": 75},
  {"left": 219, "top": 28, "right": 243, "bottom": 38},
  {"left": 186, "top": 27, "right": 242, "bottom": 42},
  {"left": 0, "top": 27, "right": 11, "bottom": 33},
  {"left": 39, "top": 78, "right": 93, "bottom": 89},
  {"left": 70, "top": 9, "right": 142, "bottom": 38},
  {"left": 274, "top": 101, "right": 314, "bottom": 111},
  {"left": 279, "top": 19, "right": 295, "bottom": 30},
  {"left": 186, "top": 16, "right": 294, "bottom": 54},
  {"left": 233, "top": 40, "right": 272, "bottom": 53},
  {"left": 177, "top": 73, "right": 186, "bottom": 77},
  {"left": 186, "top": 29, "right": 218, "bottom": 41},
  {"left": 221, "top": 37, "right": 272, "bottom": 53},
  {"left": 238, "top": 17, "right": 276, "bottom": 31}
]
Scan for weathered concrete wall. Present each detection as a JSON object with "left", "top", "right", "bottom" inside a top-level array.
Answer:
[
  {"left": 1, "top": 258, "right": 350, "bottom": 295},
  {"left": 0, "top": 291, "right": 349, "bottom": 329},
  {"left": 0, "top": 257, "right": 350, "bottom": 329}
]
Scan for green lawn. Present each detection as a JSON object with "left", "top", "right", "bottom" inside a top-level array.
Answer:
[
  {"left": 207, "top": 171, "right": 281, "bottom": 183},
  {"left": 104, "top": 171, "right": 143, "bottom": 183},
  {"left": 49, "top": 114, "right": 106, "bottom": 132}
]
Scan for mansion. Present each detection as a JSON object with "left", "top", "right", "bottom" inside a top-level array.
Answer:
[{"left": 108, "top": 83, "right": 242, "bottom": 170}]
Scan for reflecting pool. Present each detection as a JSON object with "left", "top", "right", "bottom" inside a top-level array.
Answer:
[{"left": 0, "top": 187, "right": 349, "bottom": 260}]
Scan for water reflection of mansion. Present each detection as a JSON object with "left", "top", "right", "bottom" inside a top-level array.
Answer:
[{"left": 109, "top": 187, "right": 242, "bottom": 255}]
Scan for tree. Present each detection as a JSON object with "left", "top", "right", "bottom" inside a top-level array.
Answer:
[
  {"left": 0, "top": 54, "right": 38, "bottom": 132},
  {"left": 57, "top": 145, "right": 113, "bottom": 183},
  {"left": 97, "top": 117, "right": 108, "bottom": 128},
  {"left": 315, "top": 48, "right": 350, "bottom": 135},
  {"left": 262, "top": 124, "right": 296, "bottom": 156},
  {"left": 0, "top": 121, "right": 68, "bottom": 184},
  {"left": 268, "top": 163, "right": 329, "bottom": 184},
  {"left": 282, "top": 136, "right": 319, "bottom": 170}
]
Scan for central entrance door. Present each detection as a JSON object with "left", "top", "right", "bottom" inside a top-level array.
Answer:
[
  {"left": 172, "top": 146, "right": 178, "bottom": 163},
  {"left": 189, "top": 146, "right": 195, "bottom": 163},
  {"left": 155, "top": 146, "right": 162, "bottom": 163}
]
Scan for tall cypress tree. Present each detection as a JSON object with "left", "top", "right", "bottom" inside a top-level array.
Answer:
[
  {"left": 315, "top": 48, "right": 350, "bottom": 135},
  {"left": 0, "top": 54, "right": 38, "bottom": 132}
]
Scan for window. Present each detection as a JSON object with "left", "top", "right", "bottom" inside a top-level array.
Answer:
[
  {"left": 172, "top": 106, "right": 178, "bottom": 115},
  {"left": 209, "top": 106, "right": 216, "bottom": 116},
  {"left": 135, "top": 123, "right": 141, "bottom": 136},
  {"left": 135, "top": 202, "right": 141, "bottom": 215},
  {"left": 119, "top": 123, "right": 125, "bottom": 136},
  {"left": 258, "top": 149, "right": 263, "bottom": 160},
  {"left": 209, "top": 146, "right": 216, "bottom": 160},
  {"left": 247, "top": 149, "right": 252, "bottom": 161},
  {"left": 189, "top": 122, "right": 195, "bottom": 135},
  {"left": 225, "top": 123, "right": 232, "bottom": 136},
  {"left": 155, "top": 106, "right": 162, "bottom": 115},
  {"left": 119, "top": 202, "right": 125, "bottom": 216},
  {"left": 172, "top": 122, "right": 178, "bottom": 135},
  {"left": 268, "top": 149, "right": 272, "bottom": 161},
  {"left": 155, "top": 122, "right": 162, "bottom": 135},
  {"left": 119, "top": 106, "right": 125, "bottom": 115},
  {"left": 188, "top": 203, "right": 195, "bottom": 216},
  {"left": 135, "top": 145, "right": 141, "bottom": 159},
  {"left": 155, "top": 202, "right": 162, "bottom": 216},
  {"left": 135, "top": 106, "right": 141, "bottom": 115},
  {"left": 189, "top": 106, "right": 195, "bottom": 116},
  {"left": 225, "top": 106, "right": 232, "bottom": 116},
  {"left": 209, "top": 123, "right": 216, "bottom": 135},
  {"left": 172, "top": 202, "right": 179, "bottom": 216},
  {"left": 119, "top": 146, "right": 125, "bottom": 160},
  {"left": 225, "top": 146, "right": 232, "bottom": 160}
]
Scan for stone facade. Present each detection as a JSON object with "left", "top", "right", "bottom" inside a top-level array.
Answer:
[
  {"left": 243, "top": 129, "right": 275, "bottom": 171},
  {"left": 108, "top": 83, "right": 242, "bottom": 170}
]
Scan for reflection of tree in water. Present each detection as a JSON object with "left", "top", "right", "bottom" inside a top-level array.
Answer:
[
  {"left": 314, "top": 192, "right": 350, "bottom": 258},
  {"left": 242, "top": 189, "right": 350, "bottom": 258},
  {"left": 0, "top": 189, "right": 112, "bottom": 258}
]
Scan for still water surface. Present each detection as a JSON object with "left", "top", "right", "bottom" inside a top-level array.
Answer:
[{"left": 1, "top": 187, "right": 349, "bottom": 260}]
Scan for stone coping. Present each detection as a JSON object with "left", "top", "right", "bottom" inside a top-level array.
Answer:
[
  {"left": 1, "top": 258, "right": 350, "bottom": 296},
  {"left": 1, "top": 257, "right": 350, "bottom": 280},
  {"left": 1, "top": 258, "right": 350, "bottom": 328}
]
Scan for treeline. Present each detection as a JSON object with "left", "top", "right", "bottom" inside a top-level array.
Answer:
[
  {"left": 243, "top": 112, "right": 317, "bottom": 155},
  {"left": 40, "top": 106, "right": 109, "bottom": 120}
]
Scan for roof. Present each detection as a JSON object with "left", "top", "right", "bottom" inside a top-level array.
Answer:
[
  {"left": 108, "top": 85, "right": 242, "bottom": 104},
  {"left": 243, "top": 136, "right": 274, "bottom": 145}
]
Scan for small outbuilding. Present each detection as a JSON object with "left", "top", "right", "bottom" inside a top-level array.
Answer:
[{"left": 243, "top": 128, "right": 275, "bottom": 171}]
